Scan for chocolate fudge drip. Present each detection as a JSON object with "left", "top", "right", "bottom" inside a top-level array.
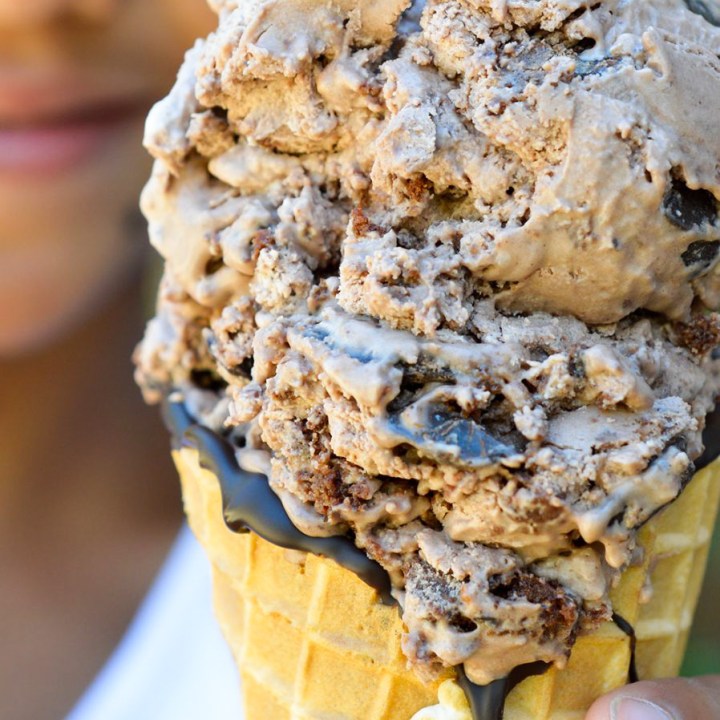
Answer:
[
  {"left": 457, "top": 663, "right": 550, "bottom": 720},
  {"left": 457, "top": 615, "right": 638, "bottom": 720},
  {"left": 164, "top": 401, "right": 394, "bottom": 604},
  {"left": 613, "top": 613, "right": 639, "bottom": 684},
  {"left": 696, "top": 404, "right": 720, "bottom": 470}
]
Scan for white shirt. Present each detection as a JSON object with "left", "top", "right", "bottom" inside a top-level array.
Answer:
[{"left": 66, "top": 526, "right": 244, "bottom": 720}]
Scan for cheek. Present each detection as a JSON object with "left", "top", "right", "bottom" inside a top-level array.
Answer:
[
  {"left": 0, "top": 1, "right": 71, "bottom": 24},
  {"left": 0, "top": 121, "right": 150, "bottom": 356},
  {"left": 162, "top": 0, "right": 218, "bottom": 43},
  {"left": 131, "top": 0, "right": 217, "bottom": 73}
]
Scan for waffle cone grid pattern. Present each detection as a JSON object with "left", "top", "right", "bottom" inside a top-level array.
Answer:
[{"left": 174, "top": 448, "right": 720, "bottom": 720}]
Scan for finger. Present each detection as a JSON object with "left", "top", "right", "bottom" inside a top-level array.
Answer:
[{"left": 585, "top": 677, "right": 720, "bottom": 720}]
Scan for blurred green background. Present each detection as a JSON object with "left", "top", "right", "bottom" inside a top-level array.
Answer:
[{"left": 682, "top": 521, "right": 720, "bottom": 675}]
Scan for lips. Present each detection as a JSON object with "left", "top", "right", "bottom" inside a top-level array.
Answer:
[{"left": 0, "top": 72, "right": 156, "bottom": 175}]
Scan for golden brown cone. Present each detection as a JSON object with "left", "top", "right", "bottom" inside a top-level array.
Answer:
[{"left": 173, "top": 447, "right": 720, "bottom": 720}]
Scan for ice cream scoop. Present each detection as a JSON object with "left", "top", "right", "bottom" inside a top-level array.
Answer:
[{"left": 135, "top": 0, "right": 720, "bottom": 713}]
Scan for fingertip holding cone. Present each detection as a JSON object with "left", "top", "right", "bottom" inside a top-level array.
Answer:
[{"left": 173, "top": 447, "right": 720, "bottom": 720}]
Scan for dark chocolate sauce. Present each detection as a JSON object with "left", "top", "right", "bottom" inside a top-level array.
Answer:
[
  {"left": 387, "top": 403, "right": 520, "bottom": 469},
  {"left": 664, "top": 178, "right": 718, "bottom": 233},
  {"left": 683, "top": 0, "right": 720, "bottom": 27},
  {"left": 695, "top": 404, "right": 720, "bottom": 470},
  {"left": 162, "top": 399, "right": 193, "bottom": 443},
  {"left": 612, "top": 613, "right": 639, "bottom": 684},
  {"left": 164, "top": 401, "right": 394, "bottom": 604},
  {"left": 457, "top": 662, "right": 550, "bottom": 720}
]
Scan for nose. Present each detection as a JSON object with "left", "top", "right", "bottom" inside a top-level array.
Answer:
[{"left": 0, "top": 0, "right": 120, "bottom": 26}]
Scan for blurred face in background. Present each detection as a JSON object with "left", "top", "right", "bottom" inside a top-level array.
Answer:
[{"left": 0, "top": 0, "right": 215, "bottom": 355}]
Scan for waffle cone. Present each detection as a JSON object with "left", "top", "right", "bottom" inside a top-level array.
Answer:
[{"left": 173, "top": 446, "right": 720, "bottom": 720}]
